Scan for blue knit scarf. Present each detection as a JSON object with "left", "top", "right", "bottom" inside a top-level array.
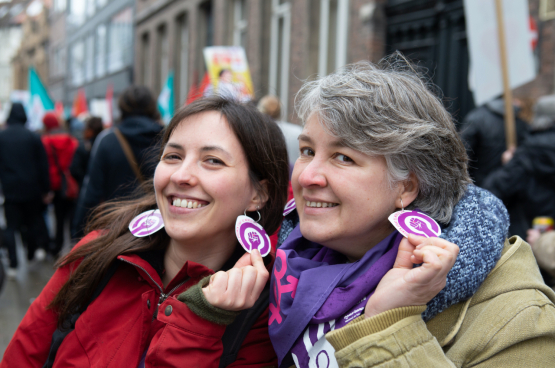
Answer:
[{"left": 277, "top": 184, "right": 510, "bottom": 322}]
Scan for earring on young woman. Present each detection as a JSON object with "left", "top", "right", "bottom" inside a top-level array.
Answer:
[
  {"left": 235, "top": 206, "right": 271, "bottom": 257},
  {"left": 400, "top": 198, "right": 404, "bottom": 212},
  {"left": 129, "top": 209, "right": 165, "bottom": 237}
]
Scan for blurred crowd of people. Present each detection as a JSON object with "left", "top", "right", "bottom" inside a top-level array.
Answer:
[{"left": 0, "top": 86, "right": 165, "bottom": 280}]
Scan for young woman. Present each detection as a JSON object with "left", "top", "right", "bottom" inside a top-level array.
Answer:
[
  {"left": 1, "top": 97, "right": 289, "bottom": 367},
  {"left": 270, "top": 60, "right": 555, "bottom": 367}
]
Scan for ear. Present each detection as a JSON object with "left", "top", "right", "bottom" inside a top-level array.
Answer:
[
  {"left": 246, "top": 179, "right": 269, "bottom": 212},
  {"left": 395, "top": 173, "right": 419, "bottom": 210}
]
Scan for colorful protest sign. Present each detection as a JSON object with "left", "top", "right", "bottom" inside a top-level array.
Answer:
[{"left": 203, "top": 46, "right": 254, "bottom": 102}]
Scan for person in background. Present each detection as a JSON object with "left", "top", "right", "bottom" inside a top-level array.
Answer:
[
  {"left": 527, "top": 228, "right": 555, "bottom": 287},
  {"left": 483, "top": 95, "right": 555, "bottom": 239},
  {"left": 70, "top": 116, "right": 103, "bottom": 187},
  {"left": 258, "top": 95, "right": 302, "bottom": 173},
  {"left": 72, "top": 86, "right": 163, "bottom": 238},
  {"left": 41, "top": 112, "right": 79, "bottom": 257},
  {"left": 0, "top": 103, "right": 50, "bottom": 278},
  {"left": 459, "top": 96, "right": 529, "bottom": 187}
]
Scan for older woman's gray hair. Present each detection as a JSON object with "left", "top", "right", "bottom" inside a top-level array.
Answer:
[{"left": 295, "top": 58, "right": 471, "bottom": 223}]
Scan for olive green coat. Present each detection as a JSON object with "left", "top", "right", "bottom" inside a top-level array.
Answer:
[{"left": 325, "top": 237, "right": 555, "bottom": 367}]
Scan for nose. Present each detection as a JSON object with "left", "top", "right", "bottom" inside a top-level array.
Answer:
[
  {"left": 170, "top": 158, "right": 199, "bottom": 187},
  {"left": 297, "top": 157, "right": 327, "bottom": 188}
]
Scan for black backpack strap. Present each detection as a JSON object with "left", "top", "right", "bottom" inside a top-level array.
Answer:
[
  {"left": 43, "top": 261, "right": 119, "bottom": 368},
  {"left": 219, "top": 281, "right": 271, "bottom": 368}
]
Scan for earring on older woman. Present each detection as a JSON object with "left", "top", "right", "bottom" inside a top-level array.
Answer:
[
  {"left": 235, "top": 206, "right": 272, "bottom": 257},
  {"left": 129, "top": 209, "right": 165, "bottom": 237}
]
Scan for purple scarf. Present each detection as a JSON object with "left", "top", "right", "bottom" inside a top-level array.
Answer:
[{"left": 269, "top": 225, "right": 402, "bottom": 367}]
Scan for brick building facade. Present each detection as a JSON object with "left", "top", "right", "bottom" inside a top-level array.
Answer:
[{"left": 134, "top": 0, "right": 555, "bottom": 123}]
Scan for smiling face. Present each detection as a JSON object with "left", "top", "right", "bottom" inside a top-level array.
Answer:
[
  {"left": 154, "top": 111, "right": 261, "bottom": 249},
  {"left": 292, "top": 115, "right": 404, "bottom": 260}
]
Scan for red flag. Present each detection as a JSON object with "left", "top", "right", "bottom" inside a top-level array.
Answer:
[
  {"left": 105, "top": 84, "right": 114, "bottom": 127},
  {"left": 186, "top": 72, "right": 210, "bottom": 104},
  {"left": 54, "top": 101, "right": 64, "bottom": 118},
  {"left": 72, "top": 89, "right": 88, "bottom": 116}
]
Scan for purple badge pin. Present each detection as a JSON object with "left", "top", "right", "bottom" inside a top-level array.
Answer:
[
  {"left": 388, "top": 210, "right": 441, "bottom": 238},
  {"left": 283, "top": 198, "right": 296, "bottom": 216},
  {"left": 235, "top": 215, "right": 271, "bottom": 257},
  {"left": 129, "top": 209, "right": 165, "bottom": 237}
]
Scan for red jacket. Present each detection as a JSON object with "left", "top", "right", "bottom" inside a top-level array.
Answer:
[
  {"left": 1, "top": 232, "right": 277, "bottom": 367},
  {"left": 42, "top": 134, "right": 78, "bottom": 192}
]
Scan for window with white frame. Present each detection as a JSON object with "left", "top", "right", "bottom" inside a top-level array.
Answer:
[
  {"left": 177, "top": 16, "right": 189, "bottom": 104},
  {"left": 269, "top": 0, "right": 291, "bottom": 117},
  {"left": 71, "top": 40, "right": 85, "bottom": 86},
  {"left": 69, "top": 0, "right": 86, "bottom": 27},
  {"left": 157, "top": 25, "right": 169, "bottom": 93},
  {"left": 53, "top": 0, "right": 66, "bottom": 13},
  {"left": 318, "top": 0, "right": 348, "bottom": 76},
  {"left": 85, "top": 34, "right": 94, "bottom": 82},
  {"left": 233, "top": 0, "right": 247, "bottom": 48},
  {"left": 108, "top": 7, "right": 133, "bottom": 73},
  {"left": 95, "top": 24, "right": 106, "bottom": 77}
]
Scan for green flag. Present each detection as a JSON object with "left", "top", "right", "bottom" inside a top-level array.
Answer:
[
  {"left": 157, "top": 71, "right": 174, "bottom": 125},
  {"left": 28, "top": 67, "right": 54, "bottom": 130}
]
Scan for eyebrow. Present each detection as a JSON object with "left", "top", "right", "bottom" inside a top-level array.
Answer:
[
  {"left": 165, "top": 142, "right": 232, "bottom": 158},
  {"left": 298, "top": 133, "right": 348, "bottom": 148}
]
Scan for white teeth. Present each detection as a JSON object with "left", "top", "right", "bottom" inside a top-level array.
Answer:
[
  {"left": 180, "top": 200, "right": 188, "bottom": 208},
  {"left": 187, "top": 201, "right": 193, "bottom": 209},
  {"left": 175, "top": 198, "right": 182, "bottom": 207},
  {"left": 307, "top": 201, "right": 337, "bottom": 208}
]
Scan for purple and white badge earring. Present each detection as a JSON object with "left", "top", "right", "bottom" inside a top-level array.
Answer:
[
  {"left": 129, "top": 209, "right": 165, "bottom": 237},
  {"left": 235, "top": 207, "right": 271, "bottom": 257},
  {"left": 388, "top": 198, "right": 441, "bottom": 238}
]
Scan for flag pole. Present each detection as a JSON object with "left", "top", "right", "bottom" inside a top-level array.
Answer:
[{"left": 495, "top": 0, "right": 517, "bottom": 149}]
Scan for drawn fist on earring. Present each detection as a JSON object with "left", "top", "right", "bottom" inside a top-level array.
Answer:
[
  {"left": 202, "top": 249, "right": 269, "bottom": 311},
  {"left": 248, "top": 232, "right": 261, "bottom": 248}
]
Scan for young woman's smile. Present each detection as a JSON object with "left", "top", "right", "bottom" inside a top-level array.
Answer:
[{"left": 154, "top": 111, "right": 259, "bottom": 249}]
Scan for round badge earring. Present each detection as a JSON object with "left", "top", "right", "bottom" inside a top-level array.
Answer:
[
  {"left": 283, "top": 198, "right": 296, "bottom": 216},
  {"left": 388, "top": 198, "right": 442, "bottom": 238},
  {"left": 129, "top": 209, "right": 165, "bottom": 237},
  {"left": 235, "top": 207, "right": 271, "bottom": 257}
]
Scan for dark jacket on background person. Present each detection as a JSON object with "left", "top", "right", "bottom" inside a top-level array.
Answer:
[
  {"left": 483, "top": 127, "right": 555, "bottom": 238},
  {"left": 460, "top": 98, "right": 529, "bottom": 187},
  {"left": 0, "top": 103, "right": 50, "bottom": 203},
  {"left": 73, "top": 115, "right": 163, "bottom": 236},
  {"left": 69, "top": 141, "right": 89, "bottom": 187}
]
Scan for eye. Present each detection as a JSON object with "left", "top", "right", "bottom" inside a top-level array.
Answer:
[
  {"left": 300, "top": 147, "right": 314, "bottom": 157},
  {"left": 162, "top": 153, "right": 181, "bottom": 161},
  {"left": 335, "top": 154, "right": 354, "bottom": 163},
  {"left": 205, "top": 157, "right": 225, "bottom": 165}
]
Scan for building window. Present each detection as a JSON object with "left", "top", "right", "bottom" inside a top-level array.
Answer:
[
  {"left": 140, "top": 32, "right": 150, "bottom": 85},
  {"left": 86, "top": 0, "right": 95, "bottom": 19},
  {"left": 50, "top": 46, "right": 66, "bottom": 77},
  {"left": 85, "top": 34, "right": 94, "bottom": 82},
  {"left": 96, "top": 24, "right": 106, "bottom": 77},
  {"left": 108, "top": 7, "right": 133, "bottom": 73},
  {"left": 69, "top": 0, "right": 86, "bottom": 27},
  {"left": 96, "top": 0, "right": 108, "bottom": 10},
  {"left": 176, "top": 15, "right": 189, "bottom": 105},
  {"left": 53, "top": 0, "right": 66, "bottom": 13},
  {"left": 540, "top": 0, "right": 555, "bottom": 20},
  {"left": 318, "top": 0, "right": 348, "bottom": 76},
  {"left": 71, "top": 40, "right": 85, "bottom": 86},
  {"left": 233, "top": 0, "right": 247, "bottom": 48},
  {"left": 197, "top": 2, "right": 214, "bottom": 74},
  {"left": 157, "top": 25, "right": 169, "bottom": 94},
  {"left": 269, "top": 0, "right": 291, "bottom": 116}
]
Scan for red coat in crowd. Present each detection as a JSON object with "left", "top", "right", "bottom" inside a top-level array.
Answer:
[{"left": 41, "top": 133, "right": 78, "bottom": 192}]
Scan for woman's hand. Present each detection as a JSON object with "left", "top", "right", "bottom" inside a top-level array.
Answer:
[
  {"left": 202, "top": 249, "right": 269, "bottom": 311},
  {"left": 365, "top": 234, "right": 459, "bottom": 318},
  {"left": 526, "top": 228, "right": 541, "bottom": 247}
]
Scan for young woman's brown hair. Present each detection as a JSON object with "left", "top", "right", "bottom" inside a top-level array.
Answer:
[{"left": 50, "top": 97, "right": 289, "bottom": 326}]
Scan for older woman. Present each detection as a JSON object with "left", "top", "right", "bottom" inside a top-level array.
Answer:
[{"left": 269, "top": 61, "right": 555, "bottom": 368}]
